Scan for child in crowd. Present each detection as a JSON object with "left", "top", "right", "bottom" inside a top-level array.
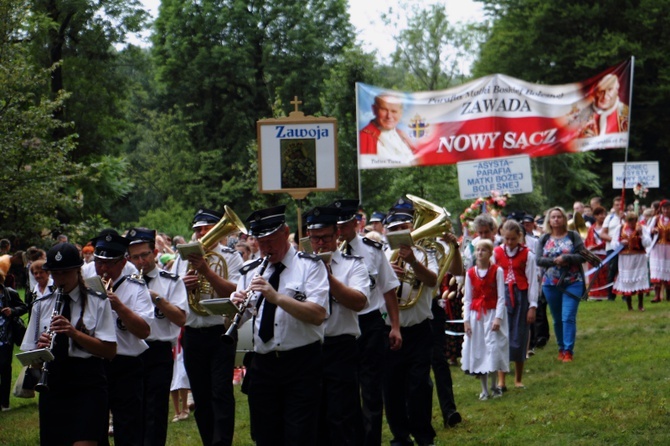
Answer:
[
  {"left": 461, "top": 239, "right": 509, "bottom": 400},
  {"left": 611, "top": 212, "right": 651, "bottom": 311},
  {"left": 494, "top": 220, "right": 538, "bottom": 390}
]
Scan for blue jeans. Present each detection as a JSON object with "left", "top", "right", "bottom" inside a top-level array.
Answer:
[{"left": 543, "top": 282, "right": 584, "bottom": 354}]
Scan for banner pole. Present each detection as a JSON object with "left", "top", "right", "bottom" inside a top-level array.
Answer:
[
  {"left": 621, "top": 56, "right": 635, "bottom": 211},
  {"left": 355, "top": 83, "right": 364, "bottom": 204}
]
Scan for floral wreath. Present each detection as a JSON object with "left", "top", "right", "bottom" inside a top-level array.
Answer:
[
  {"left": 459, "top": 191, "right": 511, "bottom": 227},
  {"left": 633, "top": 182, "right": 648, "bottom": 199}
]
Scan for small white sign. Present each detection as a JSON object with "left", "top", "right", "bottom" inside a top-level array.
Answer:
[
  {"left": 612, "top": 162, "right": 660, "bottom": 189},
  {"left": 457, "top": 155, "right": 533, "bottom": 200}
]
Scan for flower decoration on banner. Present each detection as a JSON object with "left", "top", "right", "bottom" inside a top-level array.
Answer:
[
  {"left": 459, "top": 191, "right": 511, "bottom": 227},
  {"left": 633, "top": 182, "right": 648, "bottom": 199}
]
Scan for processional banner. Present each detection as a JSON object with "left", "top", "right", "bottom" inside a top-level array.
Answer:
[{"left": 356, "top": 59, "right": 632, "bottom": 169}]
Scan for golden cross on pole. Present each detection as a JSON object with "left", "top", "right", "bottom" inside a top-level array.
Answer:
[{"left": 290, "top": 96, "right": 302, "bottom": 113}]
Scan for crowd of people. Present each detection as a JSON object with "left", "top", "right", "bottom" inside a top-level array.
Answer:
[{"left": 0, "top": 192, "right": 668, "bottom": 446}]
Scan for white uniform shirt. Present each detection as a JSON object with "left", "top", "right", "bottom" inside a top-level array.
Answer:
[
  {"left": 171, "top": 244, "right": 243, "bottom": 328},
  {"left": 31, "top": 278, "right": 55, "bottom": 300},
  {"left": 144, "top": 266, "right": 188, "bottom": 344},
  {"left": 236, "top": 246, "right": 329, "bottom": 354},
  {"left": 21, "top": 287, "right": 116, "bottom": 358},
  {"left": 384, "top": 247, "right": 439, "bottom": 327},
  {"left": 604, "top": 213, "right": 621, "bottom": 251},
  {"left": 111, "top": 276, "right": 154, "bottom": 356},
  {"left": 325, "top": 250, "right": 369, "bottom": 338},
  {"left": 347, "top": 235, "right": 399, "bottom": 316}
]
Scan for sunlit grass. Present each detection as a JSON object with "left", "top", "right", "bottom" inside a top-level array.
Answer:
[{"left": 1, "top": 296, "right": 668, "bottom": 445}]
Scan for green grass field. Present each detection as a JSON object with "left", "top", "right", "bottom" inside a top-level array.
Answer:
[{"left": 1, "top": 297, "right": 668, "bottom": 445}]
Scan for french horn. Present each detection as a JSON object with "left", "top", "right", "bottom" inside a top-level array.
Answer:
[{"left": 187, "top": 206, "right": 247, "bottom": 316}]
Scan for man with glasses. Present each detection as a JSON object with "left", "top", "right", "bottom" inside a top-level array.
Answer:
[
  {"left": 383, "top": 198, "right": 438, "bottom": 446},
  {"left": 90, "top": 229, "right": 153, "bottom": 446},
  {"left": 305, "top": 206, "right": 369, "bottom": 445},
  {"left": 231, "top": 205, "right": 329, "bottom": 446},
  {"left": 126, "top": 228, "right": 187, "bottom": 446},
  {"left": 328, "top": 199, "right": 401, "bottom": 446},
  {"left": 170, "top": 208, "right": 243, "bottom": 446}
]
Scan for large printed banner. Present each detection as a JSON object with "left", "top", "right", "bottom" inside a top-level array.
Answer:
[{"left": 356, "top": 60, "right": 632, "bottom": 169}]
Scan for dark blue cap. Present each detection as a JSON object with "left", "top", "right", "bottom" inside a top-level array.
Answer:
[
  {"left": 192, "top": 208, "right": 224, "bottom": 228},
  {"left": 246, "top": 205, "right": 286, "bottom": 238},
  {"left": 92, "top": 230, "right": 130, "bottom": 259},
  {"left": 386, "top": 197, "right": 414, "bottom": 228},
  {"left": 305, "top": 207, "right": 340, "bottom": 229},
  {"left": 369, "top": 211, "right": 386, "bottom": 223},
  {"left": 125, "top": 227, "right": 157, "bottom": 245},
  {"left": 328, "top": 199, "right": 360, "bottom": 223},
  {"left": 43, "top": 243, "right": 83, "bottom": 271}
]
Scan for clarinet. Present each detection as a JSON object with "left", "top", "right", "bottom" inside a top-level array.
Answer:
[
  {"left": 222, "top": 255, "right": 272, "bottom": 344},
  {"left": 35, "top": 286, "right": 65, "bottom": 393}
]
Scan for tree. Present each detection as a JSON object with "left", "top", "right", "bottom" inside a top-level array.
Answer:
[
  {"left": 150, "top": 0, "right": 354, "bottom": 211},
  {"left": 473, "top": 0, "right": 670, "bottom": 204},
  {"left": 0, "top": 0, "right": 80, "bottom": 244}
]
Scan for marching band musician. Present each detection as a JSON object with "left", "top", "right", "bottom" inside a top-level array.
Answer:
[
  {"left": 231, "top": 205, "right": 329, "bottom": 446},
  {"left": 21, "top": 242, "right": 116, "bottom": 445},
  {"left": 90, "top": 231, "right": 153, "bottom": 446},
  {"left": 125, "top": 228, "right": 188, "bottom": 446},
  {"left": 329, "top": 199, "right": 401, "bottom": 446},
  {"left": 305, "top": 206, "right": 370, "bottom": 446},
  {"left": 170, "top": 208, "right": 243, "bottom": 446},
  {"left": 383, "top": 198, "right": 439, "bottom": 446}
]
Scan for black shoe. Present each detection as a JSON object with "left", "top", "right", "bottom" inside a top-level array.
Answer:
[
  {"left": 445, "top": 411, "right": 462, "bottom": 427},
  {"left": 536, "top": 337, "right": 548, "bottom": 348}
]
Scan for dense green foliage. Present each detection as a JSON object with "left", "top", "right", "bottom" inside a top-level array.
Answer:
[{"left": 1, "top": 0, "right": 668, "bottom": 245}]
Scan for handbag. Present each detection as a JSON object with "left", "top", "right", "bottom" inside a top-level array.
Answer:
[
  {"left": 13, "top": 366, "right": 41, "bottom": 398},
  {"left": 11, "top": 316, "right": 27, "bottom": 347}
]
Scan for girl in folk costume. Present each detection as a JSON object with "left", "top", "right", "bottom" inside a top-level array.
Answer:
[
  {"left": 493, "top": 220, "right": 537, "bottom": 390},
  {"left": 584, "top": 206, "right": 611, "bottom": 300},
  {"left": 649, "top": 200, "right": 670, "bottom": 302},
  {"left": 611, "top": 212, "right": 652, "bottom": 311},
  {"left": 461, "top": 239, "right": 509, "bottom": 400}
]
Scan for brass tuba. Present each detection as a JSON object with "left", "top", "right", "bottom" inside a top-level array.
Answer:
[
  {"left": 187, "top": 206, "right": 247, "bottom": 316},
  {"left": 390, "top": 195, "right": 461, "bottom": 309}
]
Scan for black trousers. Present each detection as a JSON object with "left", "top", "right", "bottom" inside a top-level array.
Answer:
[
  {"left": 534, "top": 290, "right": 551, "bottom": 345},
  {"left": 429, "top": 300, "right": 457, "bottom": 422},
  {"left": 0, "top": 343, "right": 12, "bottom": 408},
  {"left": 383, "top": 320, "right": 436, "bottom": 446},
  {"left": 318, "top": 335, "right": 360, "bottom": 446},
  {"left": 356, "top": 310, "right": 387, "bottom": 446},
  {"left": 249, "top": 342, "right": 323, "bottom": 446},
  {"left": 183, "top": 325, "right": 236, "bottom": 446},
  {"left": 103, "top": 355, "right": 144, "bottom": 446},
  {"left": 40, "top": 357, "right": 107, "bottom": 446},
  {"left": 141, "top": 341, "right": 174, "bottom": 446}
]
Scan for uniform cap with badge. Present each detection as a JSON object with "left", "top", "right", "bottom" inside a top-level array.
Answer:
[
  {"left": 369, "top": 211, "right": 386, "bottom": 223},
  {"left": 245, "top": 205, "right": 287, "bottom": 238},
  {"left": 43, "top": 243, "right": 84, "bottom": 271},
  {"left": 385, "top": 197, "right": 415, "bottom": 229},
  {"left": 304, "top": 206, "right": 340, "bottom": 230},
  {"left": 327, "top": 199, "right": 360, "bottom": 224},
  {"left": 91, "top": 230, "right": 130, "bottom": 259},
  {"left": 125, "top": 227, "right": 157, "bottom": 245},
  {"left": 192, "top": 208, "right": 224, "bottom": 229}
]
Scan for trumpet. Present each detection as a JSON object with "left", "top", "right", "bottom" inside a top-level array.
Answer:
[
  {"left": 222, "top": 255, "right": 272, "bottom": 344},
  {"left": 35, "top": 287, "right": 65, "bottom": 393}
]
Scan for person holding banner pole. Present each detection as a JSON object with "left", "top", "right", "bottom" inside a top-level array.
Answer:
[{"left": 602, "top": 197, "right": 623, "bottom": 301}]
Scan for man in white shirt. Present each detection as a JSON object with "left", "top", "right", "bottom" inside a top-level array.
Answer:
[{"left": 603, "top": 197, "right": 623, "bottom": 301}]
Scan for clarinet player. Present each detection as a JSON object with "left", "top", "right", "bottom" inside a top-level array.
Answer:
[{"left": 20, "top": 243, "right": 117, "bottom": 445}]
